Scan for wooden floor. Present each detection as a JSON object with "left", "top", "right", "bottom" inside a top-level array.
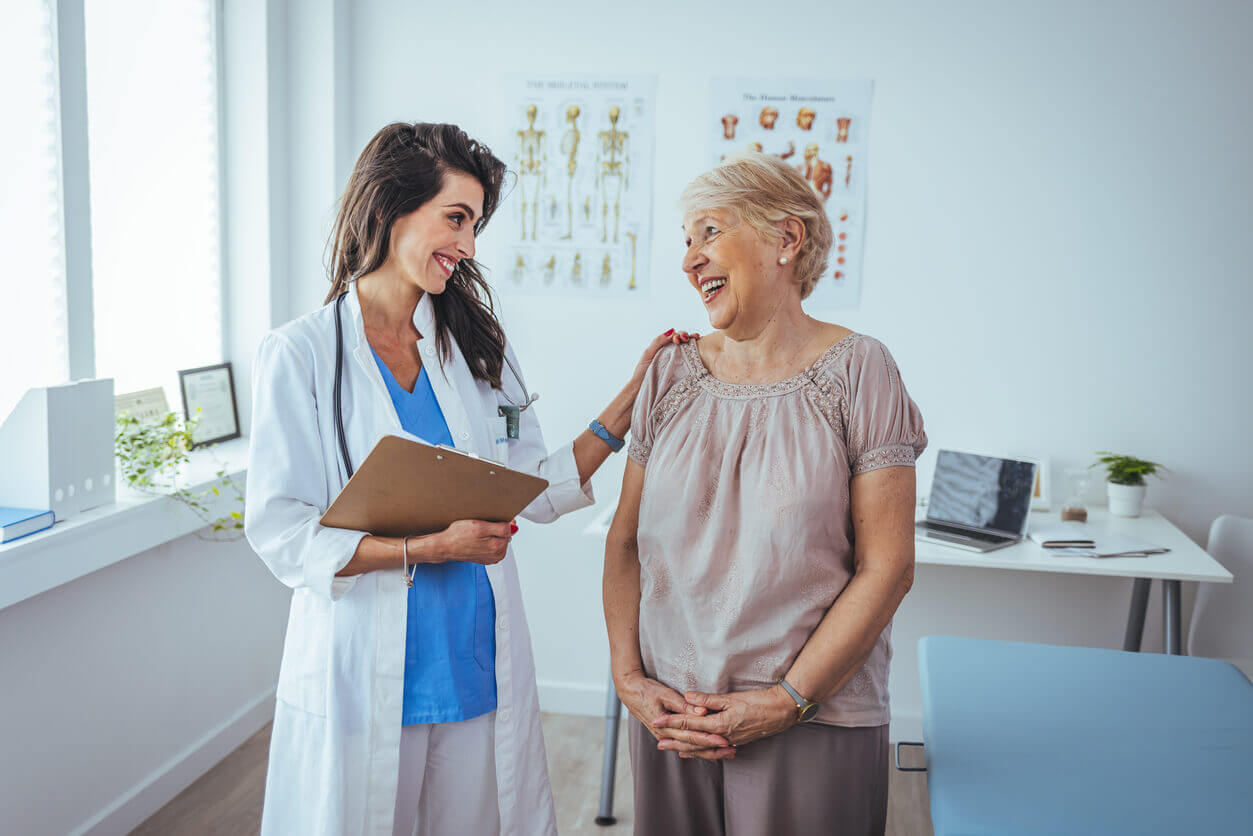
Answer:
[{"left": 133, "top": 714, "right": 932, "bottom": 835}]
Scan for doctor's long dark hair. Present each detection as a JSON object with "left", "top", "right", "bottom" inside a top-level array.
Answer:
[{"left": 325, "top": 122, "right": 507, "bottom": 388}]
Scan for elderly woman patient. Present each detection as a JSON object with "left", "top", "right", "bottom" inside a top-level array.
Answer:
[{"left": 603, "top": 153, "right": 927, "bottom": 835}]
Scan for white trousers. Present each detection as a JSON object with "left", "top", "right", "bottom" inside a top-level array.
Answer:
[{"left": 392, "top": 711, "right": 500, "bottom": 836}]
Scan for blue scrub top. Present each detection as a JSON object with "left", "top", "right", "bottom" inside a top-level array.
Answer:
[{"left": 370, "top": 345, "right": 497, "bottom": 725}]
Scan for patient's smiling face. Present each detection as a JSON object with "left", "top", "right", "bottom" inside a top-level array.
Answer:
[{"left": 682, "top": 207, "right": 777, "bottom": 334}]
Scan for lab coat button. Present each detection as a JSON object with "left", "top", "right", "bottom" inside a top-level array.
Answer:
[
  {"left": 423, "top": 346, "right": 435, "bottom": 358},
  {"left": 499, "top": 710, "right": 511, "bottom": 724},
  {"left": 497, "top": 617, "right": 507, "bottom": 631},
  {"left": 460, "top": 431, "right": 470, "bottom": 440}
]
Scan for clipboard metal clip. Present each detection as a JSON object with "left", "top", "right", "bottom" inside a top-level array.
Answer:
[
  {"left": 434, "top": 444, "right": 506, "bottom": 469},
  {"left": 436, "top": 444, "right": 472, "bottom": 459}
]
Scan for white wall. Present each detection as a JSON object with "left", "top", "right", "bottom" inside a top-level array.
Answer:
[{"left": 0, "top": 536, "right": 288, "bottom": 835}]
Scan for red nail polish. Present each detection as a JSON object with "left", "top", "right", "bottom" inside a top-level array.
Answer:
[
  {"left": 510, "top": 523, "right": 518, "bottom": 534},
  {"left": 665, "top": 328, "right": 675, "bottom": 336}
]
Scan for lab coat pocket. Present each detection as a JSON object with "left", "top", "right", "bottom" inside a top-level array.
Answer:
[
  {"left": 494, "top": 438, "right": 515, "bottom": 469},
  {"left": 472, "top": 568, "right": 497, "bottom": 672},
  {"left": 275, "top": 590, "right": 331, "bottom": 716}
]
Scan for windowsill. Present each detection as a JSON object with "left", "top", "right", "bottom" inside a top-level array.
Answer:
[{"left": 0, "top": 437, "right": 249, "bottom": 613}]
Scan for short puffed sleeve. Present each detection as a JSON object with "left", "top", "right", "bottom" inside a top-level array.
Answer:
[
  {"left": 627, "top": 342, "right": 689, "bottom": 467},
  {"left": 840, "top": 337, "right": 928, "bottom": 475}
]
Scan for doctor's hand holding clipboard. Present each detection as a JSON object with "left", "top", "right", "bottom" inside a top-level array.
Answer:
[{"left": 243, "top": 121, "right": 692, "bottom": 836}]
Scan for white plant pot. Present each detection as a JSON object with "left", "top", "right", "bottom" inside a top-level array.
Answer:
[{"left": 1107, "top": 482, "right": 1147, "bottom": 517}]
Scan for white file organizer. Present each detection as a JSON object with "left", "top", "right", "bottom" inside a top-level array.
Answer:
[{"left": 0, "top": 379, "right": 116, "bottom": 521}]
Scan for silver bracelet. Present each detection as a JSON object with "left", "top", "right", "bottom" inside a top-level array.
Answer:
[{"left": 402, "top": 536, "right": 415, "bottom": 588}]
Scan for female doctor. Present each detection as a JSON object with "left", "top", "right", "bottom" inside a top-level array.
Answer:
[{"left": 244, "top": 122, "right": 694, "bottom": 836}]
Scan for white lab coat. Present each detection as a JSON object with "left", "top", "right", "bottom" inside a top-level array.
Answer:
[{"left": 244, "top": 283, "right": 593, "bottom": 835}]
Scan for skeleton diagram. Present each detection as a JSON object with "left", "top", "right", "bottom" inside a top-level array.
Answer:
[
  {"left": 798, "top": 143, "right": 833, "bottom": 201},
  {"left": 516, "top": 104, "right": 546, "bottom": 241},
  {"left": 560, "top": 105, "right": 580, "bottom": 240},
  {"left": 596, "top": 106, "right": 630, "bottom": 243},
  {"left": 624, "top": 231, "right": 638, "bottom": 291}
]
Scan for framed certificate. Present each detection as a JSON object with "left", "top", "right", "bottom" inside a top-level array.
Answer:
[{"left": 178, "top": 362, "right": 241, "bottom": 448}]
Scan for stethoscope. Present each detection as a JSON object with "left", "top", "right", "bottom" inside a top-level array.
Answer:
[{"left": 332, "top": 290, "right": 538, "bottom": 479}]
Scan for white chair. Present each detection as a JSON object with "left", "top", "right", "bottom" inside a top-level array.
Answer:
[{"left": 1188, "top": 514, "right": 1253, "bottom": 679}]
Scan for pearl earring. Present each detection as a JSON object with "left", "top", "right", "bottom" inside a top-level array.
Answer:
[{"left": 779, "top": 256, "right": 788, "bottom": 265}]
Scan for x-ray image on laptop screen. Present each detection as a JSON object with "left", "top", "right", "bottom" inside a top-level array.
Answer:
[{"left": 927, "top": 451, "right": 1037, "bottom": 537}]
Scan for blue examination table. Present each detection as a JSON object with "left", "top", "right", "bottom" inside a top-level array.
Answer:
[{"left": 916, "top": 636, "right": 1253, "bottom": 835}]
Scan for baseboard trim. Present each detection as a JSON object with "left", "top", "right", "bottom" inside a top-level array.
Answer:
[
  {"left": 888, "top": 709, "right": 922, "bottom": 744},
  {"left": 73, "top": 689, "right": 276, "bottom": 836}
]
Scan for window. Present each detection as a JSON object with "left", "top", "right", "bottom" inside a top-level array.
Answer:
[
  {"left": 85, "top": 0, "right": 222, "bottom": 401},
  {"left": 1, "top": 0, "right": 223, "bottom": 423},
  {"left": 0, "top": 0, "right": 68, "bottom": 420}
]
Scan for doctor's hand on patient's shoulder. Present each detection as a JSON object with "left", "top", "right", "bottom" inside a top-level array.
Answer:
[
  {"left": 419, "top": 519, "right": 517, "bottom": 566},
  {"left": 614, "top": 669, "right": 736, "bottom": 761},
  {"left": 628, "top": 329, "right": 699, "bottom": 388},
  {"left": 597, "top": 330, "right": 699, "bottom": 446}
]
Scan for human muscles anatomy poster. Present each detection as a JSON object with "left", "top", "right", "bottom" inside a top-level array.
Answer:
[
  {"left": 709, "top": 79, "right": 871, "bottom": 310},
  {"left": 496, "top": 75, "right": 656, "bottom": 297}
]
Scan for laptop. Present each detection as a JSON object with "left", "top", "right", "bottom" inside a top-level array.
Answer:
[{"left": 917, "top": 450, "right": 1038, "bottom": 553}]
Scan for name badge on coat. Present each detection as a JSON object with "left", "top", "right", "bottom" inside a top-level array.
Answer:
[{"left": 498, "top": 405, "right": 520, "bottom": 441}]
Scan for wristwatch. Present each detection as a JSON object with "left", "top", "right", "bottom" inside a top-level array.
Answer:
[{"left": 779, "top": 679, "right": 820, "bottom": 723}]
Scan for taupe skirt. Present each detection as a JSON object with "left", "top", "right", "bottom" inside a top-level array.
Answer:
[{"left": 629, "top": 718, "right": 889, "bottom": 836}]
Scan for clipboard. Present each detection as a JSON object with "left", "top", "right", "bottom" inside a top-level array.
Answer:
[{"left": 319, "top": 435, "right": 549, "bottom": 537}]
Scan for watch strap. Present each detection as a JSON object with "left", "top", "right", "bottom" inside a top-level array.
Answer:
[
  {"left": 779, "top": 679, "right": 819, "bottom": 722},
  {"left": 589, "top": 419, "right": 625, "bottom": 453}
]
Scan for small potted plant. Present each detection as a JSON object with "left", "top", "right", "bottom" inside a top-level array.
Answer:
[
  {"left": 1091, "top": 452, "right": 1166, "bottom": 518},
  {"left": 115, "top": 410, "right": 246, "bottom": 539}
]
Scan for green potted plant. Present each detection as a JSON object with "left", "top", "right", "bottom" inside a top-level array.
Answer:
[
  {"left": 115, "top": 410, "right": 245, "bottom": 539},
  {"left": 1091, "top": 452, "right": 1166, "bottom": 518}
]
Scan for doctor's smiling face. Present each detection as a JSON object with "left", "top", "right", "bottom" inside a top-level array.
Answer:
[
  {"left": 326, "top": 122, "right": 508, "bottom": 385},
  {"left": 384, "top": 170, "right": 485, "bottom": 297}
]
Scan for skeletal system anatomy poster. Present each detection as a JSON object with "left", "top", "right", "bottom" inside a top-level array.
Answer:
[
  {"left": 709, "top": 79, "right": 872, "bottom": 310},
  {"left": 497, "top": 75, "right": 656, "bottom": 297}
]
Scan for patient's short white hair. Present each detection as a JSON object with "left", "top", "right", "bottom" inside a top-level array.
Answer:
[{"left": 680, "top": 153, "right": 833, "bottom": 300}]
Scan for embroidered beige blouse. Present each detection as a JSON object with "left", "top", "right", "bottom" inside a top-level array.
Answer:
[{"left": 627, "top": 334, "right": 927, "bottom": 726}]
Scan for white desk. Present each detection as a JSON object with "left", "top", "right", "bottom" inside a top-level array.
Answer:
[{"left": 915, "top": 508, "right": 1232, "bottom": 655}]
